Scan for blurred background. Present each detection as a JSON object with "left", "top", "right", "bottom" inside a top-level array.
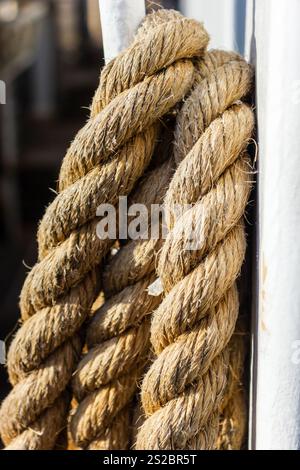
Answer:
[{"left": 0, "top": 0, "right": 179, "bottom": 401}]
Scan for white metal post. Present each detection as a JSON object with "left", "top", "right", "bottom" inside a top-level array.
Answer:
[
  {"left": 252, "top": 0, "right": 300, "bottom": 450},
  {"left": 179, "top": 0, "right": 246, "bottom": 54},
  {"left": 98, "top": 0, "right": 146, "bottom": 63},
  {"left": 244, "top": 0, "right": 254, "bottom": 63}
]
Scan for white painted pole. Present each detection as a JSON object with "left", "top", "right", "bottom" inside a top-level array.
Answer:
[
  {"left": 98, "top": 0, "right": 146, "bottom": 63},
  {"left": 179, "top": 0, "right": 246, "bottom": 54},
  {"left": 252, "top": 0, "right": 300, "bottom": 450},
  {"left": 243, "top": 0, "right": 254, "bottom": 63}
]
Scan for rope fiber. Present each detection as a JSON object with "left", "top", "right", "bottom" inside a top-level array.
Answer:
[{"left": 0, "top": 8, "right": 254, "bottom": 451}]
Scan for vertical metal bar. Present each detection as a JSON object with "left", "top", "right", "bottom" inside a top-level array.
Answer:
[
  {"left": 243, "top": 0, "right": 257, "bottom": 450},
  {"left": 244, "top": 0, "right": 254, "bottom": 62},
  {"left": 179, "top": 0, "right": 246, "bottom": 54},
  {"left": 98, "top": 0, "right": 146, "bottom": 63},
  {"left": 253, "top": 0, "right": 300, "bottom": 450},
  {"left": 234, "top": 0, "right": 246, "bottom": 55}
]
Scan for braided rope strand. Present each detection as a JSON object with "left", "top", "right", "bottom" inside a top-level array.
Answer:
[
  {"left": 136, "top": 51, "right": 254, "bottom": 449},
  {"left": 70, "top": 157, "right": 175, "bottom": 449},
  {"left": 0, "top": 10, "right": 208, "bottom": 449}
]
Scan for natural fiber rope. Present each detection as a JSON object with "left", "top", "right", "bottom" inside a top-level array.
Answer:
[
  {"left": 68, "top": 50, "right": 253, "bottom": 451},
  {"left": 217, "top": 322, "right": 248, "bottom": 450},
  {"left": 102, "top": 157, "right": 174, "bottom": 297},
  {"left": 71, "top": 52, "right": 255, "bottom": 450},
  {"left": 136, "top": 50, "right": 254, "bottom": 449},
  {"left": 0, "top": 10, "right": 209, "bottom": 449},
  {"left": 69, "top": 156, "right": 175, "bottom": 449}
]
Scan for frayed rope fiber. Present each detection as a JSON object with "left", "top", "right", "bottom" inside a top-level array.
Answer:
[
  {"left": 135, "top": 49, "right": 254, "bottom": 449},
  {"left": 69, "top": 159, "right": 174, "bottom": 449},
  {"left": 0, "top": 9, "right": 208, "bottom": 450},
  {"left": 0, "top": 8, "right": 254, "bottom": 451}
]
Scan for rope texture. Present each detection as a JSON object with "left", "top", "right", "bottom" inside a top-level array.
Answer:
[
  {"left": 0, "top": 9, "right": 254, "bottom": 451},
  {"left": 217, "top": 322, "right": 248, "bottom": 450},
  {"left": 136, "top": 50, "right": 254, "bottom": 450},
  {"left": 69, "top": 133, "right": 177, "bottom": 449},
  {"left": 0, "top": 9, "right": 209, "bottom": 450}
]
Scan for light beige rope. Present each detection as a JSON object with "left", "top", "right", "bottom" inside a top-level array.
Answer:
[
  {"left": 69, "top": 156, "right": 175, "bottom": 449},
  {"left": 136, "top": 50, "right": 254, "bottom": 450},
  {"left": 217, "top": 322, "right": 248, "bottom": 450},
  {"left": 69, "top": 49, "right": 250, "bottom": 451},
  {"left": 102, "top": 158, "right": 174, "bottom": 297},
  {"left": 0, "top": 9, "right": 209, "bottom": 449}
]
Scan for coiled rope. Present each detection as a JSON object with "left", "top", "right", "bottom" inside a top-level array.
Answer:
[
  {"left": 136, "top": 50, "right": 254, "bottom": 450},
  {"left": 69, "top": 157, "right": 173, "bottom": 449},
  {"left": 217, "top": 322, "right": 248, "bottom": 450},
  {"left": 0, "top": 8, "right": 254, "bottom": 451},
  {"left": 0, "top": 9, "right": 209, "bottom": 450}
]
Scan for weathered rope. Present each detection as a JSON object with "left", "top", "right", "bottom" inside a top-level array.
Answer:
[
  {"left": 136, "top": 50, "right": 254, "bottom": 449},
  {"left": 69, "top": 49, "right": 244, "bottom": 451},
  {"left": 0, "top": 9, "right": 209, "bottom": 450},
  {"left": 102, "top": 157, "right": 174, "bottom": 297},
  {"left": 69, "top": 156, "right": 175, "bottom": 449},
  {"left": 217, "top": 322, "right": 248, "bottom": 450}
]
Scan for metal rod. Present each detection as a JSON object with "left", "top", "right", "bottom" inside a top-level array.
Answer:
[
  {"left": 179, "top": 0, "right": 246, "bottom": 54},
  {"left": 98, "top": 0, "right": 146, "bottom": 63},
  {"left": 253, "top": 0, "right": 300, "bottom": 450}
]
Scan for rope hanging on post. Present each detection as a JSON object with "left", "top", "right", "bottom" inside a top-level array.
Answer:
[
  {"left": 0, "top": 7, "right": 255, "bottom": 451},
  {"left": 217, "top": 322, "right": 248, "bottom": 450},
  {"left": 0, "top": 10, "right": 208, "bottom": 450},
  {"left": 70, "top": 158, "right": 173, "bottom": 449},
  {"left": 136, "top": 50, "right": 254, "bottom": 450},
  {"left": 67, "top": 9, "right": 210, "bottom": 450}
]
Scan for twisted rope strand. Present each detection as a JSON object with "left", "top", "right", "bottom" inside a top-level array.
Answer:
[
  {"left": 69, "top": 156, "right": 175, "bottom": 449},
  {"left": 85, "top": 409, "right": 131, "bottom": 450},
  {"left": 0, "top": 10, "right": 208, "bottom": 449},
  {"left": 67, "top": 16, "right": 210, "bottom": 444},
  {"left": 136, "top": 50, "right": 254, "bottom": 449},
  {"left": 102, "top": 158, "right": 174, "bottom": 296},
  {"left": 217, "top": 323, "right": 248, "bottom": 450},
  {"left": 136, "top": 351, "right": 229, "bottom": 449},
  {"left": 3, "top": 395, "right": 69, "bottom": 451}
]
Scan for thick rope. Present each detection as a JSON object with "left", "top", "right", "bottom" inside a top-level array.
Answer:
[
  {"left": 102, "top": 158, "right": 174, "bottom": 297},
  {"left": 69, "top": 156, "right": 175, "bottom": 449},
  {"left": 73, "top": 52, "right": 255, "bottom": 449},
  {"left": 217, "top": 323, "right": 248, "bottom": 450},
  {"left": 0, "top": 10, "right": 209, "bottom": 449},
  {"left": 136, "top": 50, "right": 254, "bottom": 449}
]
